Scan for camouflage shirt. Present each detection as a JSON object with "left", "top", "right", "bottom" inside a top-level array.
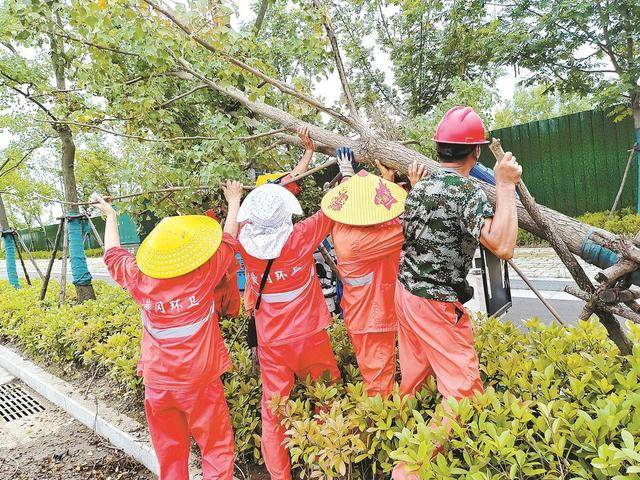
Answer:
[{"left": 398, "top": 169, "right": 494, "bottom": 302}]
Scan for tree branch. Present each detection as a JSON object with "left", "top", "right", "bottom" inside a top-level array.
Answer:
[
  {"left": 175, "top": 58, "right": 354, "bottom": 150},
  {"left": 157, "top": 84, "right": 209, "bottom": 109},
  {"left": 275, "top": 133, "right": 336, "bottom": 157},
  {"left": 141, "top": 0, "right": 358, "bottom": 130},
  {"left": 312, "top": 0, "right": 360, "bottom": 123},
  {"left": 253, "top": 0, "right": 270, "bottom": 35},
  {"left": 0, "top": 135, "right": 52, "bottom": 178},
  {"left": 0, "top": 71, "right": 58, "bottom": 121},
  {"left": 0, "top": 41, "right": 18, "bottom": 55},
  {"left": 238, "top": 127, "right": 288, "bottom": 142},
  {"left": 51, "top": 31, "right": 139, "bottom": 57},
  {"left": 34, "top": 119, "right": 224, "bottom": 142}
]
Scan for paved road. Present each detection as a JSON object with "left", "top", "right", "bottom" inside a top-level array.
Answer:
[{"left": 503, "top": 292, "right": 584, "bottom": 327}]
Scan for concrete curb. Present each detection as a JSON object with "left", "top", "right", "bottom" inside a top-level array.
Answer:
[
  {"left": 509, "top": 276, "right": 577, "bottom": 292},
  {"left": 0, "top": 344, "right": 160, "bottom": 474}
]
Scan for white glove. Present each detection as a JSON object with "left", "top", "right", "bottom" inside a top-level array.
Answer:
[{"left": 336, "top": 147, "right": 355, "bottom": 178}]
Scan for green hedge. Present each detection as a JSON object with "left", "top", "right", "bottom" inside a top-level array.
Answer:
[
  {"left": 1, "top": 281, "right": 640, "bottom": 478},
  {"left": 578, "top": 208, "right": 640, "bottom": 236},
  {"left": 0, "top": 247, "right": 104, "bottom": 260}
]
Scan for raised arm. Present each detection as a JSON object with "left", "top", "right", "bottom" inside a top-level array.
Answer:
[
  {"left": 221, "top": 180, "right": 244, "bottom": 238},
  {"left": 480, "top": 152, "right": 522, "bottom": 259},
  {"left": 289, "top": 126, "right": 315, "bottom": 178},
  {"left": 90, "top": 193, "right": 120, "bottom": 251}
]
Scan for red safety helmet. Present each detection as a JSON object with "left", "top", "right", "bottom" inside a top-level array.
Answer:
[{"left": 433, "top": 106, "right": 490, "bottom": 145}]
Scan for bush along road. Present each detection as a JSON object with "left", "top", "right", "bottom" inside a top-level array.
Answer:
[{"left": 1, "top": 280, "right": 640, "bottom": 478}]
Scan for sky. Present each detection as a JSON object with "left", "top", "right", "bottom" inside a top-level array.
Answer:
[{"left": 227, "top": 0, "right": 521, "bottom": 104}]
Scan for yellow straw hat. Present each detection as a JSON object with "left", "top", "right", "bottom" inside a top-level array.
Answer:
[
  {"left": 256, "top": 172, "right": 286, "bottom": 186},
  {"left": 321, "top": 170, "right": 408, "bottom": 226},
  {"left": 136, "top": 215, "right": 223, "bottom": 279}
]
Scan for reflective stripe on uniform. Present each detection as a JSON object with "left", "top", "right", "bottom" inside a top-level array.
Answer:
[
  {"left": 261, "top": 270, "right": 315, "bottom": 303},
  {"left": 142, "top": 302, "right": 215, "bottom": 340},
  {"left": 342, "top": 272, "right": 373, "bottom": 287}
]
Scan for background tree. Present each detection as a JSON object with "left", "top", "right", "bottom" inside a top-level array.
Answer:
[
  {"left": 493, "top": 85, "right": 594, "bottom": 130},
  {"left": 497, "top": 0, "right": 640, "bottom": 207},
  {"left": 329, "top": 0, "right": 501, "bottom": 116},
  {"left": 1, "top": 0, "right": 101, "bottom": 301}
]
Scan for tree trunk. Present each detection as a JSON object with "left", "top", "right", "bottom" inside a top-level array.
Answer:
[
  {"left": 0, "top": 194, "right": 20, "bottom": 289},
  {"left": 253, "top": 0, "right": 270, "bottom": 35},
  {"left": 632, "top": 93, "right": 640, "bottom": 213},
  {"left": 49, "top": 26, "right": 95, "bottom": 302}
]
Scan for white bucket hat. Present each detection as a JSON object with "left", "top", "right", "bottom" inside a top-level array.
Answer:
[{"left": 238, "top": 183, "right": 303, "bottom": 259}]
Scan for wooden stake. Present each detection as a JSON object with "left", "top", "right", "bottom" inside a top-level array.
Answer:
[
  {"left": 16, "top": 231, "right": 45, "bottom": 281},
  {"left": 507, "top": 259, "right": 564, "bottom": 325},
  {"left": 40, "top": 219, "right": 64, "bottom": 301},
  {"left": 13, "top": 233, "right": 31, "bottom": 286},
  {"left": 84, "top": 214, "right": 104, "bottom": 249}
]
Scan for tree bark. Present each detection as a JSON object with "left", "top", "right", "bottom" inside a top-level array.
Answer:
[
  {"left": 253, "top": 0, "right": 269, "bottom": 35},
  {"left": 632, "top": 93, "right": 640, "bottom": 213},
  {"left": 0, "top": 194, "right": 10, "bottom": 232},
  {"left": 49, "top": 25, "right": 95, "bottom": 302}
]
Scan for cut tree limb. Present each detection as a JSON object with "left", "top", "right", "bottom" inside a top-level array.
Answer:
[
  {"left": 565, "top": 286, "right": 640, "bottom": 324},
  {"left": 488, "top": 139, "right": 633, "bottom": 355},
  {"left": 173, "top": 54, "right": 639, "bottom": 274},
  {"left": 312, "top": 0, "right": 361, "bottom": 123}
]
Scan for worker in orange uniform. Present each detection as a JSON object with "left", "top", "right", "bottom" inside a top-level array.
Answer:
[
  {"left": 237, "top": 181, "right": 340, "bottom": 480},
  {"left": 321, "top": 147, "right": 408, "bottom": 397},
  {"left": 91, "top": 181, "right": 245, "bottom": 480},
  {"left": 206, "top": 209, "right": 242, "bottom": 319},
  {"left": 392, "top": 106, "right": 522, "bottom": 479}
]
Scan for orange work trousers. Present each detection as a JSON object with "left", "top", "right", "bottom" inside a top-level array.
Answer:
[
  {"left": 144, "top": 377, "right": 235, "bottom": 480},
  {"left": 259, "top": 329, "right": 341, "bottom": 480},
  {"left": 348, "top": 330, "right": 396, "bottom": 397},
  {"left": 392, "top": 281, "right": 484, "bottom": 480}
]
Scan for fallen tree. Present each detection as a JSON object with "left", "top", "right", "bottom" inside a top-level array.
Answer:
[{"left": 137, "top": 1, "right": 638, "bottom": 354}]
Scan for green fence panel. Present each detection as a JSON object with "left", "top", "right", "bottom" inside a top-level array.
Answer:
[
  {"left": 480, "top": 109, "right": 637, "bottom": 216},
  {"left": 17, "top": 213, "right": 141, "bottom": 253}
]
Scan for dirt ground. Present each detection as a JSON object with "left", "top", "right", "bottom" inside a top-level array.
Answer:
[
  {"left": 0, "top": 376, "right": 154, "bottom": 480},
  {"left": 0, "top": 417, "right": 155, "bottom": 480}
]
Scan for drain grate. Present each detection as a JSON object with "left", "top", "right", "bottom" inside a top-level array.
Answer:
[{"left": 0, "top": 383, "right": 46, "bottom": 422}]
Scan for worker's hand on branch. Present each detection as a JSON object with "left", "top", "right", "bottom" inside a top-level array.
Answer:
[
  {"left": 297, "top": 126, "right": 315, "bottom": 152},
  {"left": 222, "top": 180, "right": 244, "bottom": 205},
  {"left": 375, "top": 160, "right": 396, "bottom": 182},
  {"left": 336, "top": 146, "right": 355, "bottom": 178},
  {"left": 408, "top": 161, "right": 427, "bottom": 187},
  {"left": 494, "top": 152, "right": 522, "bottom": 187},
  {"left": 89, "top": 192, "right": 116, "bottom": 217}
]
